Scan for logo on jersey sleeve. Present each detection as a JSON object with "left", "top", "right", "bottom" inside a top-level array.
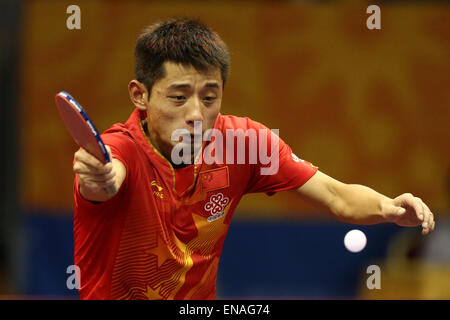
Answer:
[
  {"left": 292, "top": 153, "right": 318, "bottom": 168},
  {"left": 291, "top": 153, "right": 303, "bottom": 162},
  {"left": 204, "top": 193, "right": 229, "bottom": 222}
]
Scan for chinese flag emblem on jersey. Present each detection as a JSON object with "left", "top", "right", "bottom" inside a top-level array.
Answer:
[{"left": 199, "top": 167, "right": 229, "bottom": 193}]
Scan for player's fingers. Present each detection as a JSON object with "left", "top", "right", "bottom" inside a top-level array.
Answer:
[
  {"left": 422, "top": 202, "right": 435, "bottom": 234},
  {"left": 421, "top": 204, "right": 429, "bottom": 235},
  {"left": 78, "top": 171, "right": 116, "bottom": 183},
  {"left": 420, "top": 202, "right": 431, "bottom": 232},
  {"left": 423, "top": 206, "right": 431, "bottom": 232},
  {"left": 74, "top": 148, "right": 100, "bottom": 164},
  {"left": 91, "top": 177, "right": 116, "bottom": 188},
  {"left": 74, "top": 162, "right": 111, "bottom": 176},
  {"left": 74, "top": 148, "right": 102, "bottom": 167},
  {"left": 75, "top": 148, "right": 112, "bottom": 172},
  {"left": 406, "top": 195, "right": 424, "bottom": 222},
  {"left": 418, "top": 202, "right": 428, "bottom": 233},
  {"left": 74, "top": 161, "right": 115, "bottom": 176},
  {"left": 105, "top": 145, "right": 113, "bottom": 161},
  {"left": 81, "top": 177, "right": 116, "bottom": 190},
  {"left": 395, "top": 193, "right": 419, "bottom": 219},
  {"left": 419, "top": 202, "right": 434, "bottom": 236},
  {"left": 74, "top": 155, "right": 112, "bottom": 174},
  {"left": 81, "top": 181, "right": 103, "bottom": 193}
]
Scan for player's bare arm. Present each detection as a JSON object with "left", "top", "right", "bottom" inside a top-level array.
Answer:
[
  {"left": 295, "top": 170, "right": 435, "bottom": 235},
  {"left": 73, "top": 146, "right": 127, "bottom": 202}
]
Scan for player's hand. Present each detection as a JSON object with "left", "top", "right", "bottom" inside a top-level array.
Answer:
[
  {"left": 383, "top": 193, "right": 435, "bottom": 235},
  {"left": 73, "top": 145, "right": 117, "bottom": 195}
]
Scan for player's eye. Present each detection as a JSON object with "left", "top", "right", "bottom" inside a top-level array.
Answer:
[
  {"left": 203, "top": 96, "right": 216, "bottom": 103},
  {"left": 168, "top": 95, "right": 186, "bottom": 101}
]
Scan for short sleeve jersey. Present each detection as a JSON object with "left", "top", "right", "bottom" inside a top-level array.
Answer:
[{"left": 73, "top": 109, "right": 318, "bottom": 300}]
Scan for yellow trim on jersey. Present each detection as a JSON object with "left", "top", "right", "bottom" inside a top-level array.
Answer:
[
  {"left": 139, "top": 119, "right": 177, "bottom": 194},
  {"left": 139, "top": 119, "right": 202, "bottom": 196}
]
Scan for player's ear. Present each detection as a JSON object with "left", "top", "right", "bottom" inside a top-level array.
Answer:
[{"left": 128, "top": 80, "right": 149, "bottom": 110}]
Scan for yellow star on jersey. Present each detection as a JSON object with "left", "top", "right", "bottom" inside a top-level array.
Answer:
[
  {"left": 143, "top": 285, "right": 165, "bottom": 300},
  {"left": 144, "top": 233, "right": 174, "bottom": 268}
]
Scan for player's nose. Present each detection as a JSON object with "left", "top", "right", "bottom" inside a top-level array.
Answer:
[{"left": 185, "top": 96, "right": 204, "bottom": 127}]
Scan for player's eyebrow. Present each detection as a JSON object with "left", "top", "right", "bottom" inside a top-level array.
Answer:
[
  {"left": 168, "top": 81, "right": 220, "bottom": 90},
  {"left": 168, "top": 83, "right": 191, "bottom": 90},
  {"left": 204, "top": 82, "right": 220, "bottom": 89}
]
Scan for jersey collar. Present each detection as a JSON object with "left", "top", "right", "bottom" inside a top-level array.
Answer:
[{"left": 125, "top": 108, "right": 222, "bottom": 197}]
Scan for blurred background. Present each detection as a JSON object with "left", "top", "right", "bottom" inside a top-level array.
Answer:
[{"left": 0, "top": 0, "right": 449, "bottom": 299}]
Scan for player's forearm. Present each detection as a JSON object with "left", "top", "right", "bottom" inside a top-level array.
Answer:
[{"left": 333, "top": 183, "right": 393, "bottom": 225}]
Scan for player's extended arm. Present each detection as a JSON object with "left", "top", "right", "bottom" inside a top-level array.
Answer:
[
  {"left": 295, "top": 170, "right": 435, "bottom": 235},
  {"left": 73, "top": 146, "right": 127, "bottom": 202}
]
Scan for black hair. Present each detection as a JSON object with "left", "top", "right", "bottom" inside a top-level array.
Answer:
[{"left": 135, "top": 17, "right": 230, "bottom": 97}]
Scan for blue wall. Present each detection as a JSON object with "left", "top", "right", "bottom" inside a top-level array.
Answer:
[
  {"left": 218, "top": 220, "right": 401, "bottom": 298},
  {"left": 24, "top": 213, "right": 401, "bottom": 299},
  {"left": 25, "top": 213, "right": 79, "bottom": 299}
]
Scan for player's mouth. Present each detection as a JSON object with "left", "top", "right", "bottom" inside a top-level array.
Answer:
[
  {"left": 176, "top": 133, "right": 204, "bottom": 143},
  {"left": 191, "top": 133, "right": 203, "bottom": 140}
]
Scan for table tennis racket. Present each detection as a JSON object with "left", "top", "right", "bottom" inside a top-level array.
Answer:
[{"left": 55, "top": 91, "right": 116, "bottom": 195}]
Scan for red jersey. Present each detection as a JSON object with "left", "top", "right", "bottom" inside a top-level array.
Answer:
[{"left": 73, "top": 109, "right": 318, "bottom": 300}]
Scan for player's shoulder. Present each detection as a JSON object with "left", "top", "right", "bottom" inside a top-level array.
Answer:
[
  {"left": 216, "top": 114, "right": 268, "bottom": 131},
  {"left": 101, "top": 122, "right": 137, "bottom": 154}
]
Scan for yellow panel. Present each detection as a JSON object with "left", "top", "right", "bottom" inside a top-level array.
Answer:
[{"left": 21, "top": 1, "right": 450, "bottom": 216}]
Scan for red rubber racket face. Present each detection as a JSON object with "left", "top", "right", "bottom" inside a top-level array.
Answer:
[{"left": 55, "top": 93, "right": 108, "bottom": 164}]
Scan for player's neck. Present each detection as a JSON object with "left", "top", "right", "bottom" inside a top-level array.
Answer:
[{"left": 141, "top": 119, "right": 194, "bottom": 169}]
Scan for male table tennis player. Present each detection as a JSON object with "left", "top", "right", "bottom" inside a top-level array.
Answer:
[{"left": 72, "top": 18, "right": 435, "bottom": 300}]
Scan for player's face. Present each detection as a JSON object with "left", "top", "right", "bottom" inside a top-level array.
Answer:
[{"left": 145, "top": 61, "right": 223, "bottom": 163}]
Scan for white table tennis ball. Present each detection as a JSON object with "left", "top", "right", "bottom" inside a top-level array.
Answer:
[{"left": 344, "top": 229, "right": 367, "bottom": 253}]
